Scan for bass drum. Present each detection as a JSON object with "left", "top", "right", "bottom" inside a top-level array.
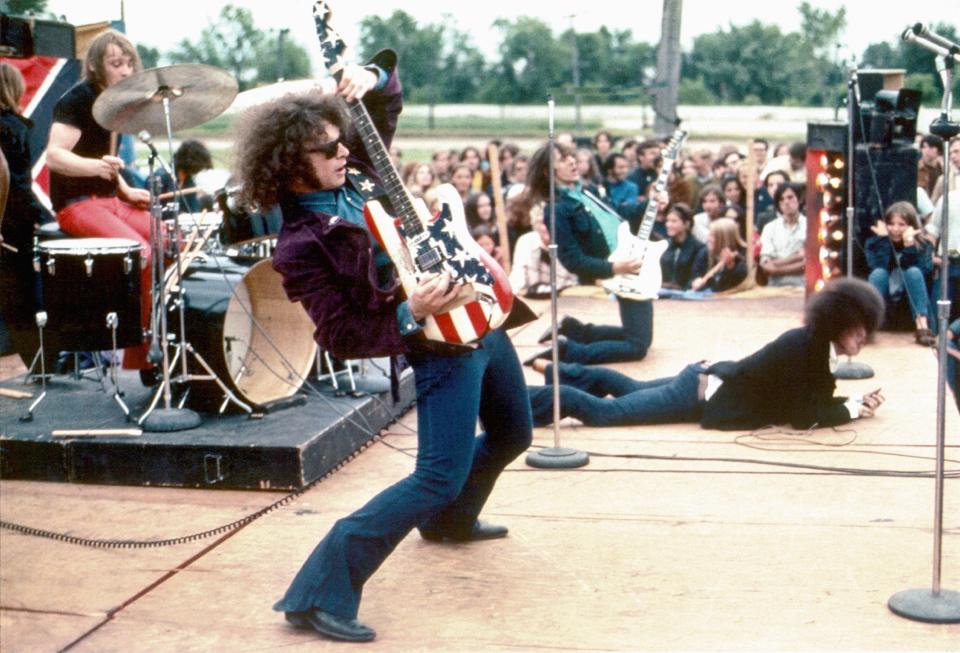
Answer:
[{"left": 177, "top": 256, "right": 316, "bottom": 411}]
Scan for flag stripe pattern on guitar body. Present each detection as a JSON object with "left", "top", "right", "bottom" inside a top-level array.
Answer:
[
  {"left": 602, "top": 128, "right": 688, "bottom": 301},
  {"left": 311, "top": 0, "right": 512, "bottom": 344}
]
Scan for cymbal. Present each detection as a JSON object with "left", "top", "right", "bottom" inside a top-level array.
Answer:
[{"left": 93, "top": 64, "right": 238, "bottom": 135}]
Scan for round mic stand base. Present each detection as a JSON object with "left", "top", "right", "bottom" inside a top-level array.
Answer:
[
  {"left": 833, "top": 359, "right": 874, "bottom": 379},
  {"left": 526, "top": 447, "right": 589, "bottom": 469},
  {"left": 888, "top": 588, "right": 960, "bottom": 624},
  {"left": 141, "top": 407, "right": 202, "bottom": 432}
]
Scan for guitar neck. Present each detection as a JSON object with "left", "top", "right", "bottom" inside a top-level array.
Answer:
[
  {"left": 346, "top": 101, "right": 422, "bottom": 235},
  {"left": 635, "top": 157, "right": 675, "bottom": 243}
]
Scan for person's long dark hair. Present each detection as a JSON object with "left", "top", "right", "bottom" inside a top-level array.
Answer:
[
  {"left": 524, "top": 142, "right": 574, "bottom": 205},
  {"left": 804, "top": 277, "right": 884, "bottom": 342}
]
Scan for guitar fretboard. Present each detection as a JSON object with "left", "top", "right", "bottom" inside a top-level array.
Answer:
[{"left": 346, "top": 101, "right": 422, "bottom": 237}]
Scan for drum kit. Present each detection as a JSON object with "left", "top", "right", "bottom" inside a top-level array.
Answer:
[{"left": 22, "top": 64, "right": 318, "bottom": 430}]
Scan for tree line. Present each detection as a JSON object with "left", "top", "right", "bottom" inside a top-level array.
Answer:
[{"left": 9, "top": 0, "right": 958, "bottom": 107}]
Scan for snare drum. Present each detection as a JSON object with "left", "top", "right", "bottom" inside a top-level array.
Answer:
[
  {"left": 37, "top": 238, "right": 143, "bottom": 350},
  {"left": 176, "top": 256, "right": 316, "bottom": 410}
]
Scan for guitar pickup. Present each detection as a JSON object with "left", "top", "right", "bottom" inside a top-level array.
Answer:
[{"left": 415, "top": 247, "right": 443, "bottom": 271}]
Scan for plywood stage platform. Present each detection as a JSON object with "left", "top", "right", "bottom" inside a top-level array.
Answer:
[{"left": 1, "top": 291, "right": 958, "bottom": 651}]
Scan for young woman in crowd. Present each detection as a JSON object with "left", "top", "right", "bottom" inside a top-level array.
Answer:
[
  {"left": 690, "top": 217, "right": 748, "bottom": 292},
  {"left": 465, "top": 191, "right": 495, "bottom": 231},
  {"left": 865, "top": 201, "right": 936, "bottom": 346}
]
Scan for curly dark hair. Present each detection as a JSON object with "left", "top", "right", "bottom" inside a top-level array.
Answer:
[
  {"left": 174, "top": 139, "right": 213, "bottom": 177},
  {"left": 804, "top": 277, "right": 885, "bottom": 342},
  {"left": 233, "top": 91, "right": 348, "bottom": 210}
]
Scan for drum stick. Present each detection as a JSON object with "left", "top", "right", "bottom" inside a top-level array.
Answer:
[
  {"left": 157, "top": 186, "right": 202, "bottom": 202},
  {"left": 487, "top": 143, "right": 512, "bottom": 273},
  {"left": 51, "top": 428, "right": 143, "bottom": 438},
  {"left": 0, "top": 387, "right": 32, "bottom": 399}
]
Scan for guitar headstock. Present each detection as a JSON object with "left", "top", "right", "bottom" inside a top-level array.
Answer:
[
  {"left": 661, "top": 129, "right": 689, "bottom": 162},
  {"left": 312, "top": 0, "right": 349, "bottom": 76}
]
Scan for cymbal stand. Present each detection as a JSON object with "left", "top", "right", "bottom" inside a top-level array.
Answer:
[
  {"left": 137, "top": 93, "right": 251, "bottom": 429},
  {"left": 19, "top": 311, "right": 48, "bottom": 422}
]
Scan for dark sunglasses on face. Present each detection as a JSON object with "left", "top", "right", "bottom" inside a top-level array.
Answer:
[{"left": 306, "top": 136, "right": 345, "bottom": 159}]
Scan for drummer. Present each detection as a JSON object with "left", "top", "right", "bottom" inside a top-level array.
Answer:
[{"left": 45, "top": 29, "right": 157, "bottom": 382}]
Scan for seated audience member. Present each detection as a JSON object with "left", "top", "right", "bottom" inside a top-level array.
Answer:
[
  {"left": 627, "top": 139, "right": 660, "bottom": 203},
  {"left": 508, "top": 208, "right": 577, "bottom": 299},
  {"left": 576, "top": 147, "right": 604, "bottom": 196},
  {"left": 762, "top": 141, "right": 807, "bottom": 186},
  {"left": 720, "top": 149, "right": 743, "bottom": 176},
  {"left": 685, "top": 147, "right": 715, "bottom": 210},
  {"left": 759, "top": 183, "right": 806, "bottom": 287},
  {"left": 924, "top": 187, "right": 960, "bottom": 329},
  {"left": 404, "top": 162, "right": 437, "bottom": 199},
  {"left": 430, "top": 149, "right": 452, "bottom": 183},
  {"left": 660, "top": 203, "right": 705, "bottom": 290},
  {"left": 692, "top": 184, "right": 725, "bottom": 243},
  {"left": 691, "top": 217, "right": 748, "bottom": 292},
  {"left": 470, "top": 223, "right": 504, "bottom": 267},
  {"left": 750, "top": 139, "right": 769, "bottom": 178},
  {"left": 153, "top": 138, "right": 215, "bottom": 213},
  {"left": 918, "top": 134, "right": 944, "bottom": 199},
  {"left": 866, "top": 201, "right": 935, "bottom": 346},
  {"left": 465, "top": 191, "right": 494, "bottom": 231},
  {"left": 602, "top": 152, "right": 642, "bottom": 220},
  {"left": 495, "top": 142, "right": 520, "bottom": 188},
  {"left": 460, "top": 145, "right": 484, "bottom": 193},
  {"left": 592, "top": 129, "right": 614, "bottom": 174},
  {"left": 620, "top": 138, "right": 639, "bottom": 170},
  {"left": 755, "top": 169, "right": 790, "bottom": 233},
  {"left": 449, "top": 163, "right": 473, "bottom": 202},
  {"left": 527, "top": 278, "right": 886, "bottom": 430},
  {"left": 720, "top": 172, "right": 746, "bottom": 209}
]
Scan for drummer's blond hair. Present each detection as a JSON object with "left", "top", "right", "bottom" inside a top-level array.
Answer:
[
  {"left": 83, "top": 29, "right": 142, "bottom": 89},
  {"left": 0, "top": 62, "right": 25, "bottom": 113}
]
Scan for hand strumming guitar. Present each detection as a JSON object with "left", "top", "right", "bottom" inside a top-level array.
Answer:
[{"left": 408, "top": 272, "right": 460, "bottom": 321}]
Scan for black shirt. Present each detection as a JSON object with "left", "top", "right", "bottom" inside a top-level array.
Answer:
[
  {"left": 0, "top": 109, "right": 43, "bottom": 251},
  {"left": 50, "top": 81, "right": 117, "bottom": 211}
]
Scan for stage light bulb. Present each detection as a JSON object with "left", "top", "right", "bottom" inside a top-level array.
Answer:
[
  {"left": 832, "top": 229, "right": 844, "bottom": 241},
  {"left": 820, "top": 154, "right": 829, "bottom": 167},
  {"left": 815, "top": 279, "right": 826, "bottom": 291},
  {"left": 829, "top": 177, "right": 841, "bottom": 189},
  {"left": 833, "top": 159, "right": 844, "bottom": 170}
]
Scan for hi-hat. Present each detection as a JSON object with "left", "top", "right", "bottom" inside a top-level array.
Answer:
[{"left": 93, "top": 64, "right": 238, "bottom": 134}]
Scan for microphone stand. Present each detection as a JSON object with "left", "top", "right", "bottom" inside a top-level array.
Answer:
[
  {"left": 888, "top": 47, "right": 960, "bottom": 624},
  {"left": 835, "top": 61, "right": 875, "bottom": 380},
  {"left": 526, "top": 95, "right": 589, "bottom": 470}
]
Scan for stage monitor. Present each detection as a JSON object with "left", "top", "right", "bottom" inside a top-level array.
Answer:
[{"left": 0, "top": 15, "right": 75, "bottom": 59}]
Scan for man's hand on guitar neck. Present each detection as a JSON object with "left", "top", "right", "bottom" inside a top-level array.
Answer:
[
  {"left": 323, "top": 64, "right": 379, "bottom": 103},
  {"left": 612, "top": 259, "right": 643, "bottom": 275},
  {"left": 409, "top": 272, "right": 460, "bottom": 321}
]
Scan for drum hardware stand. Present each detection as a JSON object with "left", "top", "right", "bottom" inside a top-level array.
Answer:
[
  {"left": 105, "top": 312, "right": 131, "bottom": 420},
  {"left": 20, "top": 311, "right": 49, "bottom": 422}
]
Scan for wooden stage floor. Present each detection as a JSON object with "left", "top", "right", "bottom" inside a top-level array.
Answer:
[{"left": 2, "top": 289, "right": 958, "bottom": 651}]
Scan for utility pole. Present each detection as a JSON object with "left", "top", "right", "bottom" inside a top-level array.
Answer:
[
  {"left": 653, "top": 0, "right": 682, "bottom": 138},
  {"left": 569, "top": 15, "right": 582, "bottom": 133},
  {"left": 277, "top": 28, "right": 290, "bottom": 82}
]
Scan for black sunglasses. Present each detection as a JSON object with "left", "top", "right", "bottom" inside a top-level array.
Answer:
[{"left": 306, "top": 136, "right": 345, "bottom": 159}]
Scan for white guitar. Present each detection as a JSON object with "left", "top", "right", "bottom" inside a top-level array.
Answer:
[{"left": 602, "top": 128, "right": 688, "bottom": 301}]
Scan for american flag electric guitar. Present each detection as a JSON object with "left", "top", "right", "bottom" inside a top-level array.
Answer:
[{"left": 311, "top": 1, "right": 513, "bottom": 345}]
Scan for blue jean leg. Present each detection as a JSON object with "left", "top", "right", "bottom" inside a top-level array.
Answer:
[
  {"left": 901, "top": 266, "right": 930, "bottom": 320},
  {"left": 560, "top": 297, "right": 653, "bottom": 365},
  {"left": 273, "top": 330, "right": 530, "bottom": 620},
  {"left": 419, "top": 328, "right": 533, "bottom": 536},
  {"left": 528, "top": 362, "right": 704, "bottom": 426}
]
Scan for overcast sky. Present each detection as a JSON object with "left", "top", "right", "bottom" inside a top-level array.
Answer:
[{"left": 45, "top": 0, "right": 957, "bottom": 74}]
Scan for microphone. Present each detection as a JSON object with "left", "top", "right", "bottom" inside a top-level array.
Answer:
[
  {"left": 902, "top": 25, "right": 960, "bottom": 62},
  {"left": 137, "top": 130, "right": 159, "bottom": 157},
  {"left": 912, "top": 23, "right": 960, "bottom": 53}
]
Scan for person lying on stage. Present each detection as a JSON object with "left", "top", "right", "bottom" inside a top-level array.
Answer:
[
  {"left": 527, "top": 277, "right": 886, "bottom": 431},
  {"left": 232, "top": 51, "right": 533, "bottom": 643},
  {"left": 44, "top": 30, "right": 156, "bottom": 381}
]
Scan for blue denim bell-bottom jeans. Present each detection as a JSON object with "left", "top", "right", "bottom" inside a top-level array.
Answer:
[
  {"left": 528, "top": 361, "right": 705, "bottom": 427},
  {"left": 273, "top": 328, "right": 532, "bottom": 620},
  {"left": 558, "top": 296, "right": 653, "bottom": 365}
]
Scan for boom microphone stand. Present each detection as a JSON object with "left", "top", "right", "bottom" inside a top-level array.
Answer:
[
  {"left": 526, "top": 95, "right": 589, "bottom": 470},
  {"left": 888, "top": 23, "right": 960, "bottom": 624}
]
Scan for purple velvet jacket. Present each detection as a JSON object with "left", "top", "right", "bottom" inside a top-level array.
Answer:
[{"left": 271, "top": 50, "right": 410, "bottom": 360}]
